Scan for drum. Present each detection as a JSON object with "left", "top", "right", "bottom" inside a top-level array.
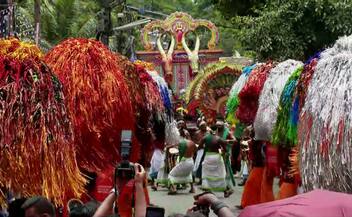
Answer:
[{"left": 165, "top": 147, "right": 179, "bottom": 173}]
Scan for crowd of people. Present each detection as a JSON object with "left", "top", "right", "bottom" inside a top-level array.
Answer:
[
  {"left": 3, "top": 163, "right": 235, "bottom": 217},
  {"left": 148, "top": 114, "right": 255, "bottom": 214},
  {"left": 0, "top": 112, "right": 305, "bottom": 217},
  {"left": 3, "top": 114, "right": 251, "bottom": 217}
]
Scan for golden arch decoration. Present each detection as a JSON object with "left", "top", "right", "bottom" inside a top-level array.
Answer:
[
  {"left": 141, "top": 12, "right": 219, "bottom": 51},
  {"left": 187, "top": 62, "right": 242, "bottom": 123}
]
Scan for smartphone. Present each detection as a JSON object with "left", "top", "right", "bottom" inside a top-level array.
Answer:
[{"left": 146, "top": 206, "right": 165, "bottom": 217}]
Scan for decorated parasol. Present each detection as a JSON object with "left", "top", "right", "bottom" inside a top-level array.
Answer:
[
  {"left": 0, "top": 38, "right": 85, "bottom": 206},
  {"left": 189, "top": 62, "right": 242, "bottom": 123}
]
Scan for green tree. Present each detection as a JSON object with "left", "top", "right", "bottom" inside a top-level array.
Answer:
[
  {"left": 16, "top": 0, "right": 99, "bottom": 47},
  {"left": 225, "top": 0, "right": 352, "bottom": 61},
  {"left": 210, "top": 0, "right": 266, "bottom": 17}
]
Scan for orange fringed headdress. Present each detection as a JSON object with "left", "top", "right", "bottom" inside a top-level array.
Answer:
[
  {"left": 0, "top": 38, "right": 85, "bottom": 206},
  {"left": 45, "top": 38, "right": 138, "bottom": 171}
]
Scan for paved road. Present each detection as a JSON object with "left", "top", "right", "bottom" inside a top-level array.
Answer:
[{"left": 148, "top": 178, "right": 244, "bottom": 217}]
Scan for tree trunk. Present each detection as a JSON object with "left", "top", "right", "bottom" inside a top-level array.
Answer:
[
  {"left": 34, "top": 0, "right": 41, "bottom": 45},
  {"left": 7, "top": 0, "right": 13, "bottom": 36}
]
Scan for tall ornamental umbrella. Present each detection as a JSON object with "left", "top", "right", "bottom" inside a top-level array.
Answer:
[
  {"left": 0, "top": 38, "right": 85, "bottom": 206},
  {"left": 45, "top": 38, "right": 138, "bottom": 171}
]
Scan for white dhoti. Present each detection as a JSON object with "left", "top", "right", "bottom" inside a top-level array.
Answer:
[
  {"left": 193, "top": 149, "right": 204, "bottom": 173},
  {"left": 168, "top": 157, "right": 194, "bottom": 185},
  {"left": 156, "top": 154, "right": 169, "bottom": 186},
  {"left": 201, "top": 152, "right": 226, "bottom": 192},
  {"left": 149, "top": 149, "right": 163, "bottom": 180}
]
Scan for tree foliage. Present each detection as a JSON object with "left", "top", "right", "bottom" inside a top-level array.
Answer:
[
  {"left": 232, "top": 0, "right": 352, "bottom": 60},
  {"left": 13, "top": 0, "right": 352, "bottom": 60},
  {"left": 16, "top": 0, "right": 99, "bottom": 47},
  {"left": 211, "top": 0, "right": 266, "bottom": 17}
]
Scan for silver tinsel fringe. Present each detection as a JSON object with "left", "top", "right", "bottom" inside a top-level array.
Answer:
[
  {"left": 299, "top": 35, "right": 352, "bottom": 193},
  {"left": 254, "top": 59, "right": 303, "bottom": 141}
]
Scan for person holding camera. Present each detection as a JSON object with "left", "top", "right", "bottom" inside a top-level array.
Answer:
[{"left": 93, "top": 163, "right": 147, "bottom": 217}]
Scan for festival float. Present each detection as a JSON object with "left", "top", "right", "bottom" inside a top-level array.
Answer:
[
  {"left": 136, "top": 12, "right": 222, "bottom": 98},
  {"left": 135, "top": 60, "right": 180, "bottom": 146},
  {"left": 270, "top": 54, "right": 321, "bottom": 197},
  {"left": 114, "top": 55, "right": 160, "bottom": 166},
  {"left": 0, "top": 38, "right": 85, "bottom": 206},
  {"left": 254, "top": 60, "right": 303, "bottom": 201}
]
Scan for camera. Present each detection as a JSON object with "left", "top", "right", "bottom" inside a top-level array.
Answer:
[{"left": 115, "top": 130, "right": 135, "bottom": 191}]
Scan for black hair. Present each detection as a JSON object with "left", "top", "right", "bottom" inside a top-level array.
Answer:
[
  {"left": 216, "top": 114, "right": 224, "bottom": 121},
  {"left": 21, "top": 196, "right": 55, "bottom": 217},
  {"left": 69, "top": 201, "right": 99, "bottom": 217},
  {"left": 8, "top": 198, "right": 26, "bottom": 217}
]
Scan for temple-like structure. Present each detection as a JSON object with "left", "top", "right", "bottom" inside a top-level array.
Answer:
[{"left": 137, "top": 12, "right": 223, "bottom": 97}]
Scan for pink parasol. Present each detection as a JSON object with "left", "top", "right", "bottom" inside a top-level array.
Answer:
[{"left": 239, "top": 190, "right": 352, "bottom": 217}]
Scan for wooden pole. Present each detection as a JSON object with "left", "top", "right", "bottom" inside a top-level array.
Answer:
[{"left": 34, "top": 0, "right": 40, "bottom": 45}]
